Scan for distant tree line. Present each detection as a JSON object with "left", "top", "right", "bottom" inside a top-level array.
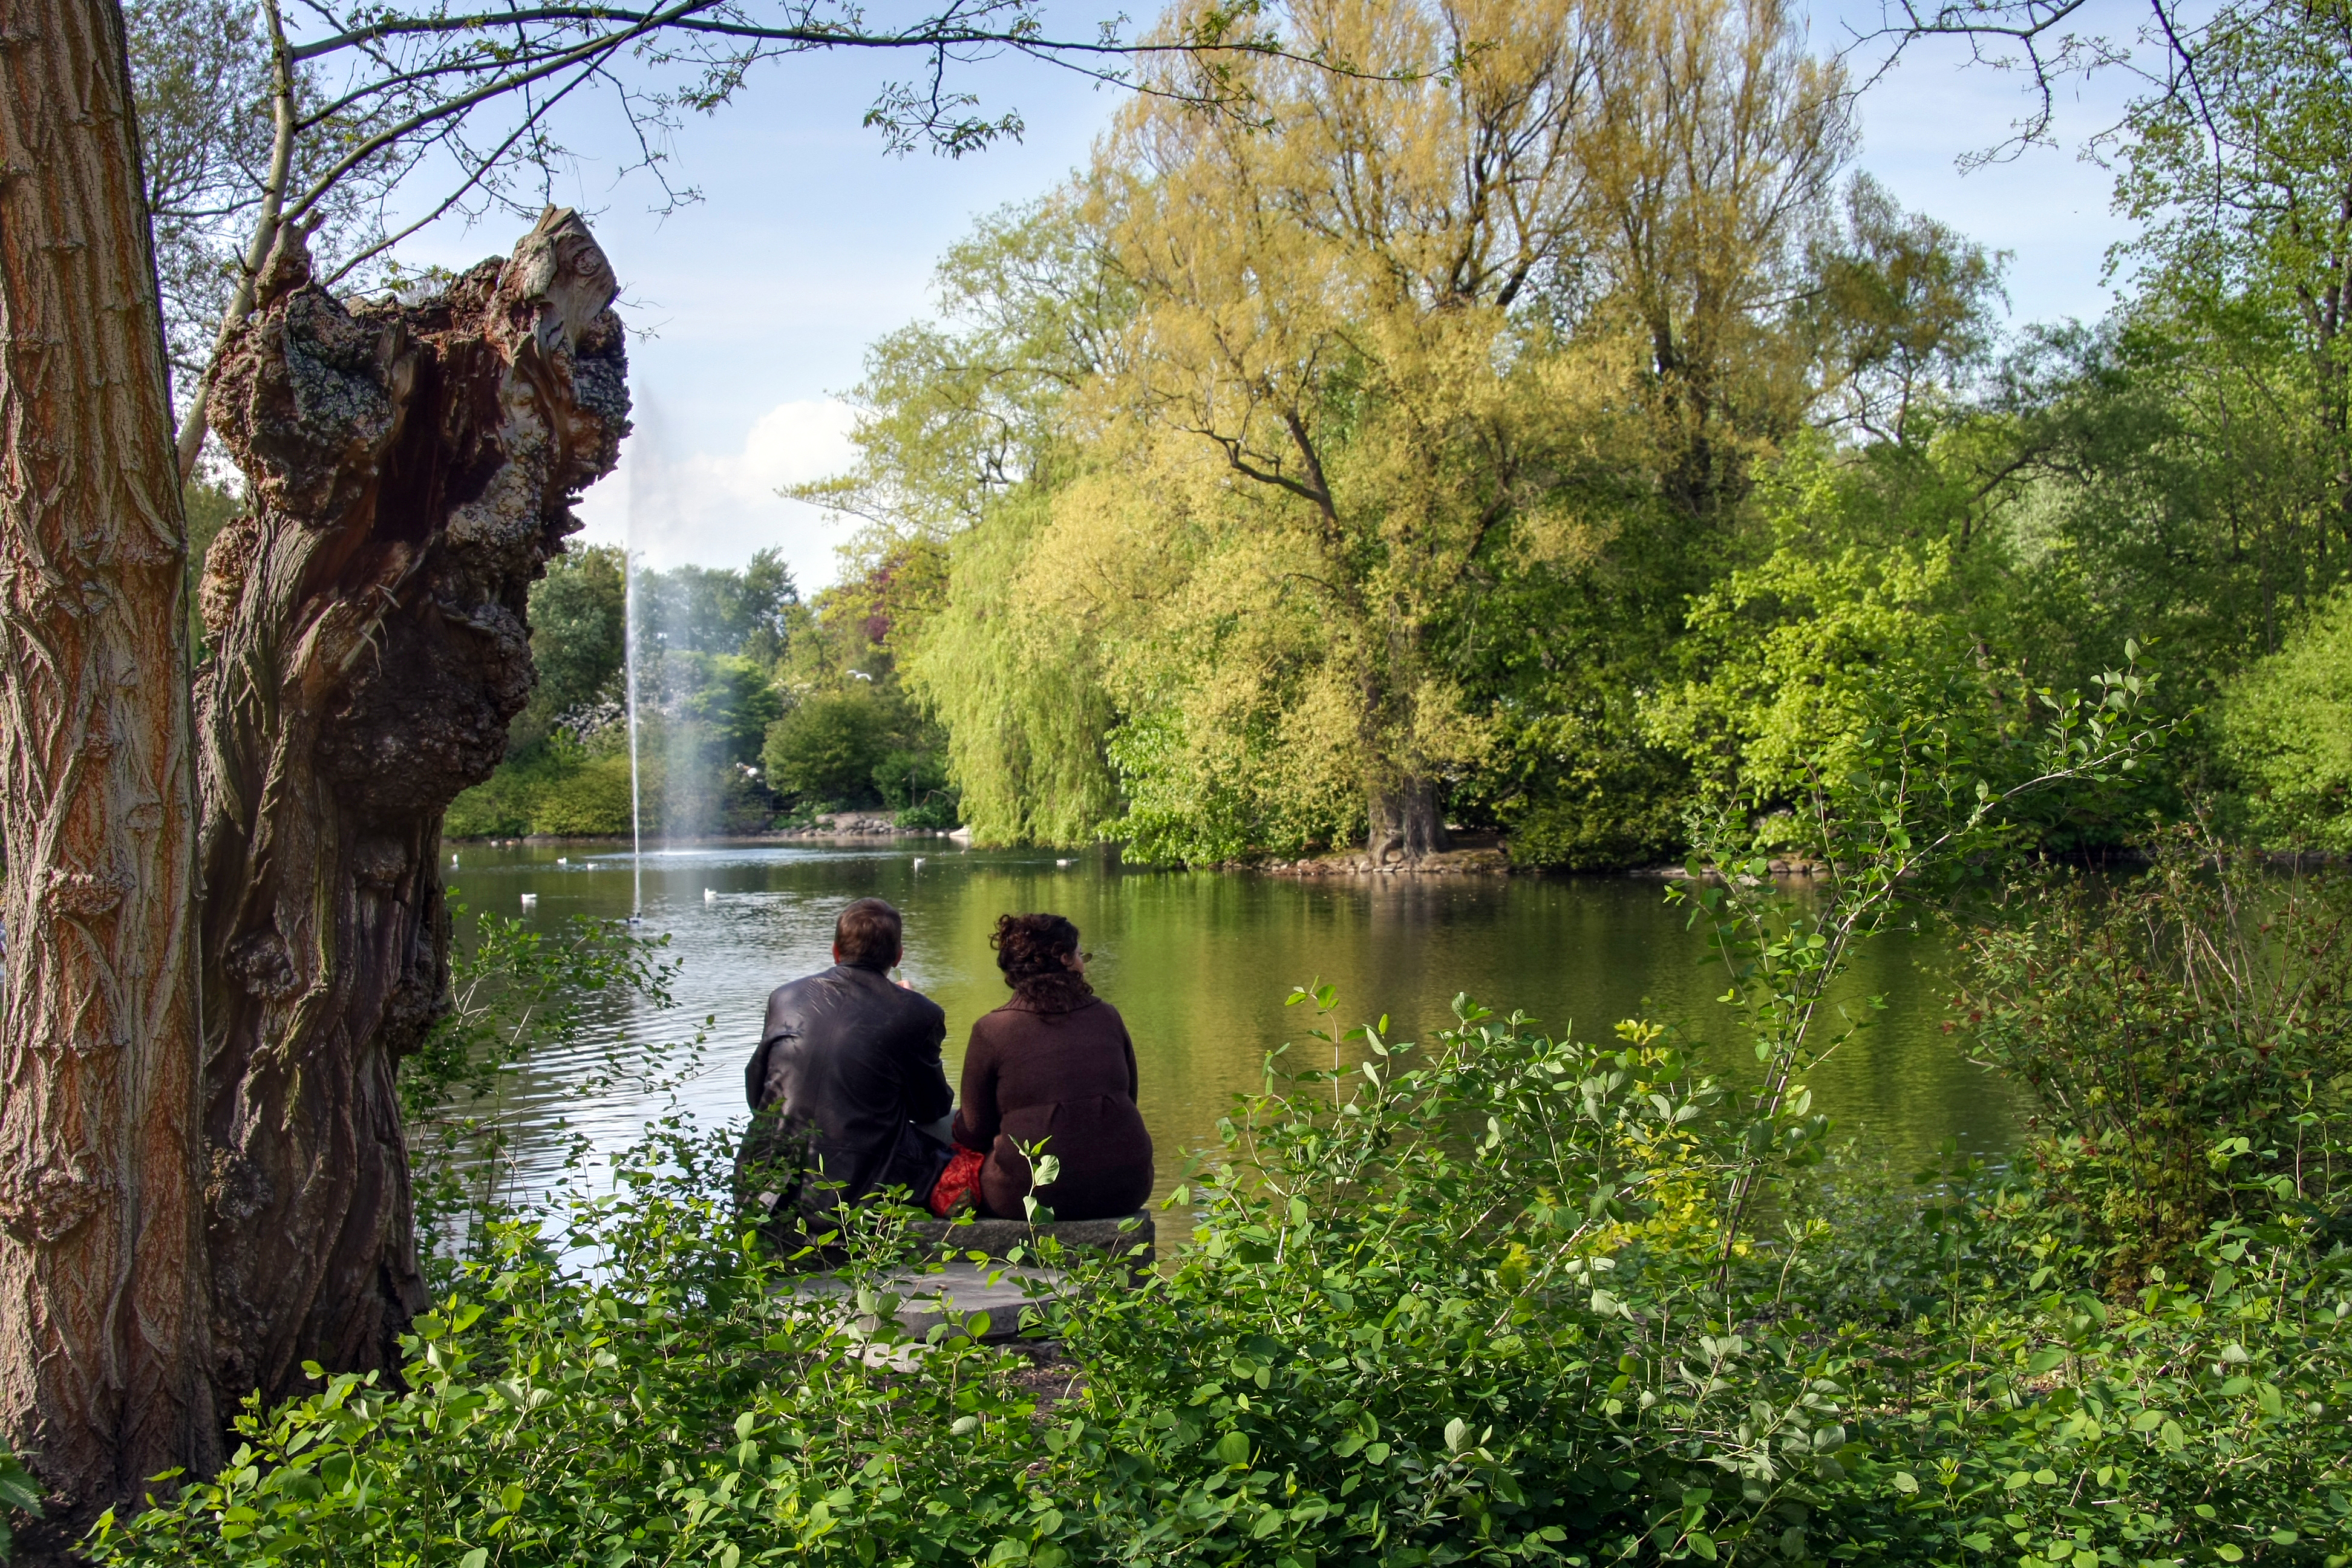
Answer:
[{"left": 445, "top": 544, "right": 958, "bottom": 838}]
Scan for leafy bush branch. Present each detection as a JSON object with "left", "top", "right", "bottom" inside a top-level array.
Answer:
[{"left": 1677, "top": 648, "right": 2172, "bottom": 1274}]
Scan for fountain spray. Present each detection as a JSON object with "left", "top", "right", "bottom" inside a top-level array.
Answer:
[{"left": 623, "top": 450, "right": 645, "bottom": 923}]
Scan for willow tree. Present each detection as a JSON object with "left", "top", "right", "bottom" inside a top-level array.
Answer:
[
  {"left": 1581, "top": 0, "right": 1852, "bottom": 525},
  {"left": 1049, "top": 0, "right": 1619, "bottom": 862},
  {"left": 0, "top": 0, "right": 218, "bottom": 1535},
  {"left": 1014, "top": 0, "right": 1844, "bottom": 864},
  {"left": 802, "top": 198, "right": 1135, "bottom": 846}
]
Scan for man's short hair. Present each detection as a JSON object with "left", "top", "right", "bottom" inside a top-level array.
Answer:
[{"left": 835, "top": 898, "right": 903, "bottom": 968}]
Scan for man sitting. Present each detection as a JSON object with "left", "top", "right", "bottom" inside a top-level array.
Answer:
[{"left": 736, "top": 898, "right": 953, "bottom": 1242}]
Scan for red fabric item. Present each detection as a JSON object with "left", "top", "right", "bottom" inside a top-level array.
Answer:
[{"left": 928, "top": 1146, "right": 987, "bottom": 1217}]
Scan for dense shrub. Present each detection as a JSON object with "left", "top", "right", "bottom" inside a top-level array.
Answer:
[
  {"left": 83, "top": 662, "right": 2352, "bottom": 1566},
  {"left": 445, "top": 739, "right": 647, "bottom": 839},
  {"left": 763, "top": 693, "right": 889, "bottom": 805},
  {"left": 88, "top": 992, "right": 2352, "bottom": 1567},
  {"left": 524, "top": 751, "right": 641, "bottom": 837},
  {"left": 92, "top": 1138, "right": 1063, "bottom": 1568},
  {"left": 1957, "top": 829, "right": 2352, "bottom": 1285},
  {"left": 2221, "top": 588, "right": 2352, "bottom": 851}
]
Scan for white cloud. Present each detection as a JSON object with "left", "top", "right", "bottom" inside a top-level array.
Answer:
[{"left": 570, "top": 397, "right": 860, "bottom": 589}]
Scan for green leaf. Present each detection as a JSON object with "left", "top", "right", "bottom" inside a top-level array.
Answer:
[{"left": 0, "top": 1469, "right": 41, "bottom": 1517}]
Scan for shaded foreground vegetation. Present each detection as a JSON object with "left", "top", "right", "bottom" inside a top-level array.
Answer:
[
  {"left": 73, "top": 864, "right": 2352, "bottom": 1567},
  {"left": 51, "top": 661, "right": 2352, "bottom": 1567}
]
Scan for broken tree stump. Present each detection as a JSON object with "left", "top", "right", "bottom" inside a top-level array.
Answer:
[{"left": 195, "top": 207, "right": 629, "bottom": 1410}]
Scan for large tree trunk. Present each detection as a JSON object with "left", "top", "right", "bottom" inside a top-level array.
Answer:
[
  {"left": 0, "top": 0, "right": 220, "bottom": 1537},
  {"left": 195, "top": 210, "right": 627, "bottom": 1410},
  {"left": 1367, "top": 777, "right": 1450, "bottom": 864}
]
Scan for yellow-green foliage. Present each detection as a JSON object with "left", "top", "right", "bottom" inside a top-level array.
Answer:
[
  {"left": 1640, "top": 434, "right": 2026, "bottom": 815},
  {"left": 2221, "top": 587, "right": 2352, "bottom": 851},
  {"left": 1648, "top": 537, "right": 1963, "bottom": 805},
  {"left": 1009, "top": 0, "right": 1798, "bottom": 859},
  {"left": 901, "top": 489, "right": 1122, "bottom": 846}
]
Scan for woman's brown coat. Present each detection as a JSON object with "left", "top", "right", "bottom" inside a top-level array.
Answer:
[{"left": 951, "top": 995, "right": 1154, "bottom": 1221}]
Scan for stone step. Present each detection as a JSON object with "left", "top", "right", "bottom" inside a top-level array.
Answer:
[
  {"left": 904, "top": 1211, "right": 1155, "bottom": 1268},
  {"left": 785, "top": 1259, "right": 1066, "bottom": 1356},
  {"left": 774, "top": 1213, "right": 1154, "bottom": 1358}
]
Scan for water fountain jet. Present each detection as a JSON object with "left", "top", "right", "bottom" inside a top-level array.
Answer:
[{"left": 622, "top": 439, "right": 646, "bottom": 922}]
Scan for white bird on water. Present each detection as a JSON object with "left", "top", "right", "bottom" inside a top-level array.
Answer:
[
  {"left": 1056, "top": 858, "right": 1071, "bottom": 867},
  {"left": 912, "top": 857, "right": 926, "bottom": 869}
]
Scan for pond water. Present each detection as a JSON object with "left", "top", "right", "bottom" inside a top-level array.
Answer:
[{"left": 446, "top": 840, "right": 2022, "bottom": 1207}]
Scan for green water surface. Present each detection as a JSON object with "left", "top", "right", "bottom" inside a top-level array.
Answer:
[{"left": 447, "top": 840, "right": 2019, "bottom": 1204}]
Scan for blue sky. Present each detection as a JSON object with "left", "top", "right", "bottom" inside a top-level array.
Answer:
[{"left": 404, "top": 6, "right": 2151, "bottom": 590}]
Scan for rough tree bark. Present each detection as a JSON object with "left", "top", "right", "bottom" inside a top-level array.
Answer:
[
  {"left": 0, "top": 0, "right": 220, "bottom": 1536},
  {"left": 1367, "top": 777, "right": 1451, "bottom": 864},
  {"left": 195, "top": 208, "right": 628, "bottom": 1410}
]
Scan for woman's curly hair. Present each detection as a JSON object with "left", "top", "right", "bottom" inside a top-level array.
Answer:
[{"left": 991, "top": 912, "right": 1093, "bottom": 1009}]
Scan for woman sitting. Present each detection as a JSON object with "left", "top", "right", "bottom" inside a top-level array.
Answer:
[{"left": 933, "top": 913, "right": 1155, "bottom": 1221}]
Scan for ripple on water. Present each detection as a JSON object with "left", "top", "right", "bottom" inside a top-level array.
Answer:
[{"left": 448, "top": 840, "right": 2017, "bottom": 1213}]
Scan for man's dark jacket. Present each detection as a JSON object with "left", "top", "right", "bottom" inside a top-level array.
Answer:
[{"left": 738, "top": 961, "right": 952, "bottom": 1215}]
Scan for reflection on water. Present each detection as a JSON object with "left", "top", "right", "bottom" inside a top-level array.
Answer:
[{"left": 447, "top": 840, "right": 2020, "bottom": 1204}]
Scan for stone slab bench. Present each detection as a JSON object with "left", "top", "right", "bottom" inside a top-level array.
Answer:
[
  {"left": 903, "top": 1212, "right": 1155, "bottom": 1269},
  {"left": 780, "top": 1212, "right": 1155, "bottom": 1352}
]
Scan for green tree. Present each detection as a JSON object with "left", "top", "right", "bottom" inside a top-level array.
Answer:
[
  {"left": 1059, "top": 0, "right": 1851, "bottom": 863},
  {"left": 809, "top": 0, "right": 1879, "bottom": 864},
  {"left": 2220, "top": 585, "right": 2352, "bottom": 849},
  {"left": 1802, "top": 174, "right": 2010, "bottom": 446},
  {"left": 763, "top": 692, "right": 890, "bottom": 805},
  {"left": 636, "top": 549, "right": 799, "bottom": 661},
  {"left": 512, "top": 544, "right": 627, "bottom": 751},
  {"left": 805, "top": 198, "right": 1127, "bottom": 845},
  {"left": 795, "top": 194, "right": 1127, "bottom": 541},
  {"left": 2112, "top": 0, "right": 2352, "bottom": 540},
  {"left": 676, "top": 653, "right": 786, "bottom": 766}
]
